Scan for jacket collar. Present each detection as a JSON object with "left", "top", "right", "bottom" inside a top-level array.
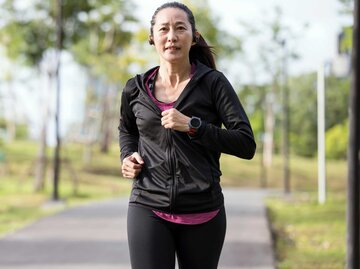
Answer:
[
  {"left": 135, "top": 61, "right": 214, "bottom": 91},
  {"left": 134, "top": 61, "right": 215, "bottom": 110}
]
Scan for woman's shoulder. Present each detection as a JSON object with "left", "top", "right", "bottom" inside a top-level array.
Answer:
[
  {"left": 123, "top": 66, "right": 159, "bottom": 92},
  {"left": 124, "top": 76, "right": 137, "bottom": 89},
  {"left": 195, "top": 64, "right": 230, "bottom": 89},
  {"left": 122, "top": 77, "right": 138, "bottom": 97},
  {"left": 195, "top": 61, "right": 226, "bottom": 81}
]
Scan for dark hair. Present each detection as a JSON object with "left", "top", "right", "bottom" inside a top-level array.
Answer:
[{"left": 150, "top": 2, "right": 216, "bottom": 69}]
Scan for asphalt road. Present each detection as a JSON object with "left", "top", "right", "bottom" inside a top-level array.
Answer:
[{"left": 0, "top": 188, "right": 275, "bottom": 269}]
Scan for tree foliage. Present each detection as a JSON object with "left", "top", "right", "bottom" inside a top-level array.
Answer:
[
  {"left": 288, "top": 73, "right": 318, "bottom": 157},
  {"left": 70, "top": 0, "right": 137, "bottom": 83},
  {"left": 287, "top": 72, "right": 349, "bottom": 158},
  {"left": 325, "top": 76, "right": 350, "bottom": 130},
  {"left": 0, "top": 0, "right": 54, "bottom": 66}
]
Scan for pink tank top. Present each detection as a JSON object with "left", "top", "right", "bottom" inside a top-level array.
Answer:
[{"left": 145, "top": 65, "right": 220, "bottom": 225}]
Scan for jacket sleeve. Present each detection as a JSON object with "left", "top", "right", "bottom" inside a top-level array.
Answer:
[
  {"left": 193, "top": 72, "right": 256, "bottom": 159},
  {"left": 118, "top": 78, "right": 139, "bottom": 162}
]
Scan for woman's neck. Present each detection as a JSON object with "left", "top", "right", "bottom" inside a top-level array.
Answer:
[{"left": 158, "top": 60, "right": 192, "bottom": 88}]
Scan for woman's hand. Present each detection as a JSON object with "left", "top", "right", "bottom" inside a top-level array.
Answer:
[
  {"left": 121, "top": 152, "right": 144, "bottom": 179},
  {"left": 161, "top": 108, "right": 190, "bottom": 132}
]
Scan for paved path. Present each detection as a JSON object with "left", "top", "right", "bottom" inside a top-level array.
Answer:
[{"left": 0, "top": 188, "right": 275, "bottom": 269}]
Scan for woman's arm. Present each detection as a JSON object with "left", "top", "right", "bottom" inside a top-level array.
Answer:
[
  {"left": 192, "top": 73, "right": 256, "bottom": 159},
  {"left": 118, "top": 79, "right": 140, "bottom": 162}
]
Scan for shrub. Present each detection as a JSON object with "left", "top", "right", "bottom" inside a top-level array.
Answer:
[{"left": 326, "top": 120, "right": 348, "bottom": 159}]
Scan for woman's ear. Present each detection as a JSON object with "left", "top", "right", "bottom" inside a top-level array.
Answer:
[{"left": 148, "top": 35, "right": 154, "bottom": 45}]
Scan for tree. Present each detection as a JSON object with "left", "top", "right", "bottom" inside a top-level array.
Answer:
[
  {"left": 238, "top": 84, "right": 267, "bottom": 187},
  {"left": 0, "top": 0, "right": 57, "bottom": 192},
  {"left": 0, "top": 0, "right": 138, "bottom": 195},
  {"left": 346, "top": 1, "right": 359, "bottom": 267},
  {"left": 326, "top": 75, "right": 350, "bottom": 129},
  {"left": 242, "top": 7, "right": 301, "bottom": 189},
  {"left": 52, "top": 0, "right": 62, "bottom": 201},
  {"left": 288, "top": 73, "right": 318, "bottom": 157},
  {"left": 69, "top": 0, "right": 138, "bottom": 155}
]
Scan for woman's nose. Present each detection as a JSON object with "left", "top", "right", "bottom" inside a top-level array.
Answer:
[{"left": 167, "top": 29, "right": 177, "bottom": 42}]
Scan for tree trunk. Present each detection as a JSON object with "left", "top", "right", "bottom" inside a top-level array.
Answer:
[
  {"left": 82, "top": 73, "right": 100, "bottom": 164},
  {"left": 282, "top": 41, "right": 291, "bottom": 194},
  {"left": 34, "top": 123, "right": 48, "bottom": 192},
  {"left": 346, "top": 0, "right": 360, "bottom": 267},
  {"left": 263, "top": 89, "right": 275, "bottom": 168},
  {"left": 100, "top": 84, "right": 115, "bottom": 153},
  {"left": 99, "top": 86, "right": 110, "bottom": 153},
  {"left": 34, "top": 70, "right": 52, "bottom": 192},
  {"left": 51, "top": 0, "right": 63, "bottom": 201}
]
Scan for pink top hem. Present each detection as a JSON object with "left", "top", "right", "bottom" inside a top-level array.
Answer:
[{"left": 153, "top": 209, "right": 220, "bottom": 225}]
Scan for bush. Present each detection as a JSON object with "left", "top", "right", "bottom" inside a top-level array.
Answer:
[{"left": 326, "top": 120, "right": 348, "bottom": 159}]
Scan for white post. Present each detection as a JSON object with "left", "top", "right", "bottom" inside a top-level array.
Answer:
[{"left": 317, "top": 64, "right": 326, "bottom": 204}]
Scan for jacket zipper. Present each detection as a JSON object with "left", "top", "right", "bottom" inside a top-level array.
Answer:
[
  {"left": 166, "top": 129, "right": 177, "bottom": 212},
  {"left": 139, "top": 83, "right": 178, "bottom": 212}
]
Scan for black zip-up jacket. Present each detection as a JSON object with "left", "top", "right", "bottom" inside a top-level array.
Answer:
[{"left": 119, "top": 62, "right": 256, "bottom": 214}]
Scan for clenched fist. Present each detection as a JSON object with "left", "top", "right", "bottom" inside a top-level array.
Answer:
[
  {"left": 121, "top": 152, "right": 144, "bottom": 179},
  {"left": 161, "top": 108, "right": 190, "bottom": 132}
]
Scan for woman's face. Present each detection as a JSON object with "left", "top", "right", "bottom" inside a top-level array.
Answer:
[{"left": 152, "top": 7, "right": 194, "bottom": 64}]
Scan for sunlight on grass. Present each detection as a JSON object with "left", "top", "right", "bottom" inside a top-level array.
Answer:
[
  {"left": 0, "top": 141, "right": 132, "bottom": 237},
  {"left": 267, "top": 194, "right": 346, "bottom": 269}
]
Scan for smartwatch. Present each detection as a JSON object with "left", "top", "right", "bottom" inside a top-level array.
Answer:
[{"left": 187, "top": 116, "right": 201, "bottom": 136}]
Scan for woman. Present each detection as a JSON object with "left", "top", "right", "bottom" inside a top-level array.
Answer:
[{"left": 119, "top": 2, "right": 256, "bottom": 269}]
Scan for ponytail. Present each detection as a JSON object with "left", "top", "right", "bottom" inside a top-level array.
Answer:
[{"left": 190, "top": 34, "right": 216, "bottom": 70}]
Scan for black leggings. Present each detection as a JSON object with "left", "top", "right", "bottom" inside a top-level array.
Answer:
[{"left": 127, "top": 205, "right": 226, "bottom": 269}]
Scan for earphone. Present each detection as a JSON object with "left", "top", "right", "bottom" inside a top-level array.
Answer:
[{"left": 194, "top": 35, "right": 200, "bottom": 44}]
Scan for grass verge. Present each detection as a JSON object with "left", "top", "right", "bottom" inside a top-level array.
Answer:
[
  {"left": 266, "top": 193, "right": 346, "bottom": 269},
  {"left": 0, "top": 140, "right": 132, "bottom": 237}
]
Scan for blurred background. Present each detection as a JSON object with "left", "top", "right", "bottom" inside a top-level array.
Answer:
[{"left": 0, "top": 0, "right": 354, "bottom": 268}]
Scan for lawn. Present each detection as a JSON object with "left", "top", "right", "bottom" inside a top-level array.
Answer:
[
  {"left": 0, "top": 140, "right": 132, "bottom": 237},
  {"left": 267, "top": 194, "right": 346, "bottom": 269}
]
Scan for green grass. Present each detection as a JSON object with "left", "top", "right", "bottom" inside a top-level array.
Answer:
[
  {"left": 266, "top": 194, "right": 346, "bottom": 269},
  {"left": 220, "top": 153, "right": 347, "bottom": 192},
  {"left": 0, "top": 140, "right": 132, "bottom": 237}
]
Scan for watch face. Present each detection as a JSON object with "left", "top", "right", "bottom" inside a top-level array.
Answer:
[{"left": 190, "top": 117, "right": 201, "bottom": 128}]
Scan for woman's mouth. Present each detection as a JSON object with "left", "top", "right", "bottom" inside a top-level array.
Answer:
[{"left": 166, "top": 46, "right": 180, "bottom": 51}]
